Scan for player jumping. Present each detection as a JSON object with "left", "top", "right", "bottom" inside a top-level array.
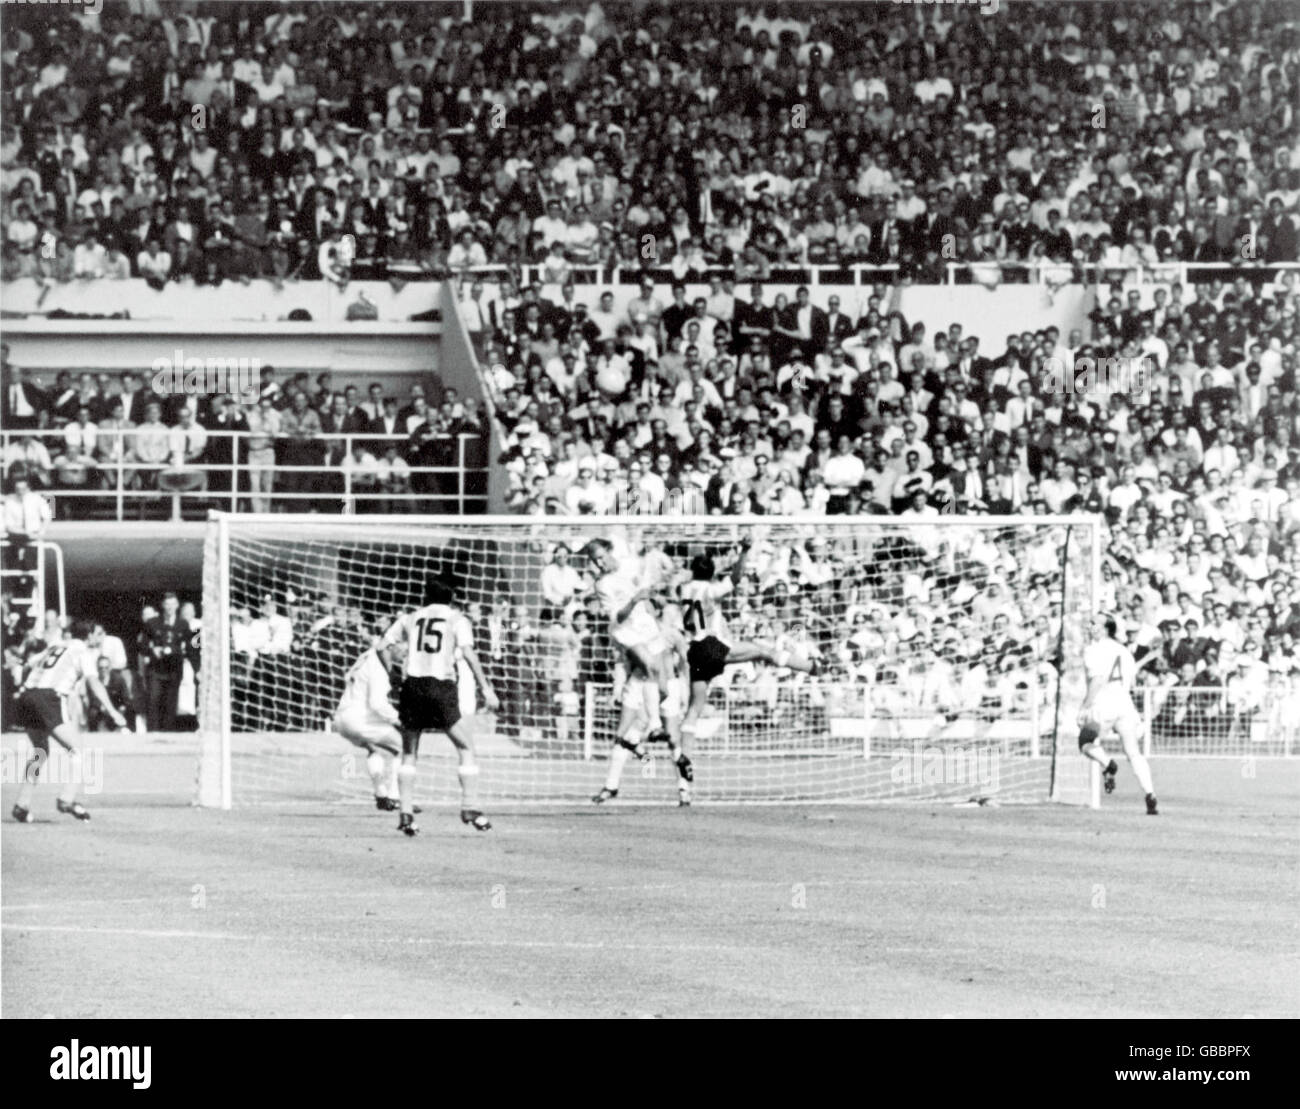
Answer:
[
  {"left": 1078, "top": 613, "right": 1159, "bottom": 815},
  {"left": 593, "top": 600, "right": 694, "bottom": 806},
  {"left": 678, "top": 538, "right": 820, "bottom": 758},
  {"left": 334, "top": 642, "right": 408, "bottom": 812},
  {"left": 12, "top": 620, "right": 126, "bottom": 824},
  {"left": 583, "top": 538, "right": 672, "bottom": 735},
  {"left": 379, "top": 575, "right": 500, "bottom": 836}
]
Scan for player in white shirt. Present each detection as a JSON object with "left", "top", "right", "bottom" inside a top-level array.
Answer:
[
  {"left": 1079, "top": 614, "right": 1160, "bottom": 815},
  {"left": 379, "top": 576, "right": 499, "bottom": 836},
  {"left": 333, "top": 643, "right": 406, "bottom": 811},
  {"left": 583, "top": 537, "right": 673, "bottom": 733},
  {"left": 593, "top": 598, "right": 694, "bottom": 806},
  {"left": 12, "top": 620, "right": 126, "bottom": 823},
  {"left": 678, "top": 538, "right": 819, "bottom": 762}
]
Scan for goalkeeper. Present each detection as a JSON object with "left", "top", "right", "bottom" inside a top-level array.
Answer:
[
  {"left": 593, "top": 600, "right": 694, "bottom": 807},
  {"left": 334, "top": 643, "right": 407, "bottom": 812},
  {"left": 582, "top": 538, "right": 672, "bottom": 736}
]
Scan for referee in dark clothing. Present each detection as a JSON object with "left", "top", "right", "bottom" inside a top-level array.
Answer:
[{"left": 143, "top": 592, "right": 189, "bottom": 731}]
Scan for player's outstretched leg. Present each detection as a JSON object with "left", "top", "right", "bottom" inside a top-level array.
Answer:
[
  {"left": 726, "top": 641, "right": 819, "bottom": 675},
  {"left": 1077, "top": 722, "right": 1119, "bottom": 794},
  {"left": 445, "top": 719, "right": 491, "bottom": 831},
  {"left": 1115, "top": 716, "right": 1158, "bottom": 815}
]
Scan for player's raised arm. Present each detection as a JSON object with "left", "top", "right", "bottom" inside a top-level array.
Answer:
[{"left": 730, "top": 534, "right": 753, "bottom": 584}]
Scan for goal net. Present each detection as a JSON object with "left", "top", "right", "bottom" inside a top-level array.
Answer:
[{"left": 197, "top": 514, "right": 1100, "bottom": 808}]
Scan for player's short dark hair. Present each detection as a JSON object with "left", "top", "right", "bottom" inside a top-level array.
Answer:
[
  {"left": 690, "top": 554, "right": 716, "bottom": 580},
  {"left": 425, "top": 574, "right": 458, "bottom": 605},
  {"left": 68, "top": 618, "right": 94, "bottom": 641},
  {"left": 1102, "top": 614, "right": 1118, "bottom": 637},
  {"left": 582, "top": 538, "right": 613, "bottom": 561}
]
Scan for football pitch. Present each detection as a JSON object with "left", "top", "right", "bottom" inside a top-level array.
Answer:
[{"left": 3, "top": 757, "right": 1298, "bottom": 1019}]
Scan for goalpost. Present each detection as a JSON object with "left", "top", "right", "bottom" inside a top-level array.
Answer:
[{"left": 197, "top": 513, "right": 1101, "bottom": 809}]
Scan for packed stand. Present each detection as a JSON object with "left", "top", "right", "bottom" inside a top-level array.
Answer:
[
  {"left": 482, "top": 266, "right": 1300, "bottom": 743},
  {"left": 1, "top": 2, "right": 1296, "bottom": 289},
  {"left": 1, "top": 343, "right": 488, "bottom": 517}
]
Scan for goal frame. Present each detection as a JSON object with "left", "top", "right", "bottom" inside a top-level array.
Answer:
[{"left": 198, "top": 511, "right": 1103, "bottom": 810}]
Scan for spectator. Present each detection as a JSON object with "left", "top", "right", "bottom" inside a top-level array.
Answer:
[
  {"left": 1, "top": 469, "right": 53, "bottom": 597},
  {"left": 277, "top": 390, "right": 324, "bottom": 509},
  {"left": 142, "top": 591, "right": 189, "bottom": 732},
  {"left": 160, "top": 406, "right": 209, "bottom": 497}
]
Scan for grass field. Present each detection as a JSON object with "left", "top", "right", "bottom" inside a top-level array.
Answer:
[{"left": 3, "top": 753, "right": 1298, "bottom": 1018}]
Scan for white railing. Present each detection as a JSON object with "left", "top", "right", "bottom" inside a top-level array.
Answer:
[
  {"left": 0, "top": 537, "right": 66, "bottom": 621},
  {"left": 1140, "top": 683, "right": 1299, "bottom": 757},
  {"left": 0, "top": 428, "right": 489, "bottom": 521},
  {"left": 495, "top": 262, "right": 1299, "bottom": 289}
]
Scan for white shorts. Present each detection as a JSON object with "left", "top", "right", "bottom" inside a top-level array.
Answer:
[
  {"left": 611, "top": 605, "right": 666, "bottom": 655},
  {"left": 1091, "top": 690, "right": 1140, "bottom": 735},
  {"left": 334, "top": 706, "right": 400, "bottom": 746}
]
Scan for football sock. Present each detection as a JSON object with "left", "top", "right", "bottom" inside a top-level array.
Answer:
[
  {"left": 397, "top": 762, "right": 417, "bottom": 815},
  {"left": 366, "top": 751, "right": 388, "bottom": 797},
  {"left": 1083, "top": 743, "right": 1110, "bottom": 768},
  {"left": 679, "top": 721, "right": 697, "bottom": 756},
  {"left": 58, "top": 751, "right": 81, "bottom": 805},
  {"left": 606, "top": 745, "right": 631, "bottom": 791},
  {"left": 457, "top": 762, "right": 481, "bottom": 810},
  {"left": 16, "top": 754, "right": 40, "bottom": 810},
  {"left": 1129, "top": 752, "right": 1155, "bottom": 795}
]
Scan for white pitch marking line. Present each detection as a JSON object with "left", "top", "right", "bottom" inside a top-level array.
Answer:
[
  {"left": 3, "top": 924, "right": 248, "bottom": 941},
  {"left": 1, "top": 924, "right": 971, "bottom": 955},
  {"left": 1, "top": 877, "right": 934, "bottom": 913}
]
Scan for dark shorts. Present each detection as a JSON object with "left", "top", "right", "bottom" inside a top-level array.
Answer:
[
  {"left": 398, "top": 677, "right": 461, "bottom": 733},
  {"left": 687, "top": 636, "right": 731, "bottom": 684},
  {"left": 16, "top": 688, "right": 65, "bottom": 739}
]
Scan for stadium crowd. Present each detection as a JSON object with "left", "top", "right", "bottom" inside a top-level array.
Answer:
[
  {"left": 1, "top": 343, "right": 487, "bottom": 517},
  {"left": 482, "top": 261, "right": 1300, "bottom": 730},
  {"left": 4, "top": 0, "right": 1300, "bottom": 743},
  {"left": 1, "top": 1, "right": 1297, "bottom": 286}
]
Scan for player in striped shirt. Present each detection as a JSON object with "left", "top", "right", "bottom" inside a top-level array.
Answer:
[
  {"left": 1079, "top": 613, "right": 1159, "bottom": 815},
  {"left": 334, "top": 643, "right": 405, "bottom": 811},
  {"left": 678, "top": 538, "right": 820, "bottom": 757},
  {"left": 379, "top": 575, "right": 499, "bottom": 836},
  {"left": 12, "top": 619, "right": 126, "bottom": 823}
]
